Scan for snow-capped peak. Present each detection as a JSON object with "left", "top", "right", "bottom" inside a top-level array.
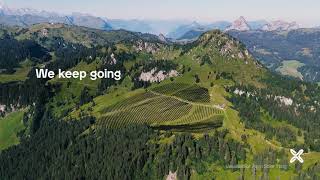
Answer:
[
  {"left": 262, "top": 20, "right": 299, "bottom": 31},
  {"left": 0, "top": 0, "right": 7, "bottom": 11},
  {"left": 13, "top": 8, "right": 40, "bottom": 16},
  {"left": 0, "top": 2, "right": 58, "bottom": 17},
  {"left": 0, "top": 0, "right": 4, "bottom": 9},
  {"left": 226, "top": 16, "right": 251, "bottom": 31},
  {"left": 0, "top": 1, "right": 13, "bottom": 14}
]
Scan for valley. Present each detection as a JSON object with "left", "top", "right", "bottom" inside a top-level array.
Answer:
[{"left": 276, "top": 60, "right": 305, "bottom": 80}]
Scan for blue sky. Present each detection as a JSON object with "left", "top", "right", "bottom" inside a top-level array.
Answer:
[{"left": 3, "top": 0, "right": 319, "bottom": 26}]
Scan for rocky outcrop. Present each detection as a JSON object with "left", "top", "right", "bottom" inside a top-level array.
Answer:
[
  {"left": 219, "top": 40, "right": 250, "bottom": 59},
  {"left": 0, "top": 104, "right": 20, "bottom": 117},
  {"left": 139, "top": 68, "right": 178, "bottom": 83},
  {"left": 274, "top": 96, "right": 293, "bottom": 106},
  {"left": 109, "top": 53, "right": 117, "bottom": 65},
  {"left": 166, "top": 171, "right": 177, "bottom": 180},
  {"left": 133, "top": 40, "right": 160, "bottom": 54},
  {"left": 0, "top": 104, "right": 5, "bottom": 112}
]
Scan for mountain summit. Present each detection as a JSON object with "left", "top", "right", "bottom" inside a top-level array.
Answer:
[{"left": 226, "top": 16, "right": 251, "bottom": 31}]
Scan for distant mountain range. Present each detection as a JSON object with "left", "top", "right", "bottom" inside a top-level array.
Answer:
[
  {"left": 226, "top": 16, "right": 299, "bottom": 32},
  {"left": 169, "top": 16, "right": 301, "bottom": 40},
  {"left": 261, "top": 20, "right": 299, "bottom": 31},
  {"left": 0, "top": 3, "right": 314, "bottom": 38},
  {"left": 0, "top": 4, "right": 192, "bottom": 34},
  {"left": 0, "top": 4, "right": 112, "bottom": 30}
]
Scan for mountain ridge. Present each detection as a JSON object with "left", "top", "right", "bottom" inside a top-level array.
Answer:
[{"left": 168, "top": 17, "right": 302, "bottom": 40}]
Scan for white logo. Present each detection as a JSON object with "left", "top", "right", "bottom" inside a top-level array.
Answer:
[{"left": 290, "top": 149, "right": 304, "bottom": 163}]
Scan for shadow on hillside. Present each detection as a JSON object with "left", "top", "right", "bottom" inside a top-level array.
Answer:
[{"left": 152, "top": 119, "right": 223, "bottom": 132}]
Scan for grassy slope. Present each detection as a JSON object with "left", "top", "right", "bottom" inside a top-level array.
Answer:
[
  {"left": 0, "top": 60, "right": 33, "bottom": 83},
  {"left": 72, "top": 82, "right": 224, "bottom": 129},
  {"left": 276, "top": 60, "right": 305, "bottom": 80},
  {"left": 0, "top": 110, "right": 26, "bottom": 150}
]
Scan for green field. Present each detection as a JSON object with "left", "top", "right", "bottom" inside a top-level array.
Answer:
[
  {"left": 98, "top": 92, "right": 193, "bottom": 127},
  {"left": 0, "top": 60, "right": 33, "bottom": 83},
  {"left": 152, "top": 83, "right": 210, "bottom": 103},
  {"left": 152, "top": 83, "right": 191, "bottom": 95},
  {"left": 75, "top": 82, "right": 225, "bottom": 129},
  {"left": 97, "top": 90, "right": 223, "bottom": 129},
  {"left": 276, "top": 60, "right": 305, "bottom": 80},
  {"left": 0, "top": 110, "right": 26, "bottom": 150}
]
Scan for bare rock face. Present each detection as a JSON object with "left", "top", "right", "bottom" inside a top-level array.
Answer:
[
  {"left": 274, "top": 96, "right": 293, "bottom": 106},
  {"left": 139, "top": 68, "right": 178, "bottom": 83},
  {"left": 0, "top": 104, "right": 20, "bottom": 117},
  {"left": 110, "top": 53, "right": 117, "bottom": 65},
  {"left": 158, "top": 33, "right": 167, "bottom": 42},
  {"left": 40, "top": 28, "right": 49, "bottom": 37},
  {"left": 166, "top": 171, "right": 177, "bottom": 180},
  {"left": 133, "top": 40, "right": 160, "bottom": 54},
  {"left": 102, "top": 53, "right": 117, "bottom": 65},
  {"left": 0, "top": 104, "right": 5, "bottom": 112},
  {"left": 226, "top": 16, "right": 251, "bottom": 31},
  {"left": 0, "top": 104, "right": 5, "bottom": 117},
  {"left": 220, "top": 40, "right": 244, "bottom": 59}
]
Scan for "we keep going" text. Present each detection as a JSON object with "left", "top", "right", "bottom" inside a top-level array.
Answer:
[{"left": 35, "top": 69, "right": 122, "bottom": 81}]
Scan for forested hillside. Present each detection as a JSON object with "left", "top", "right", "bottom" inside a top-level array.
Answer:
[{"left": 0, "top": 23, "right": 319, "bottom": 179}]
